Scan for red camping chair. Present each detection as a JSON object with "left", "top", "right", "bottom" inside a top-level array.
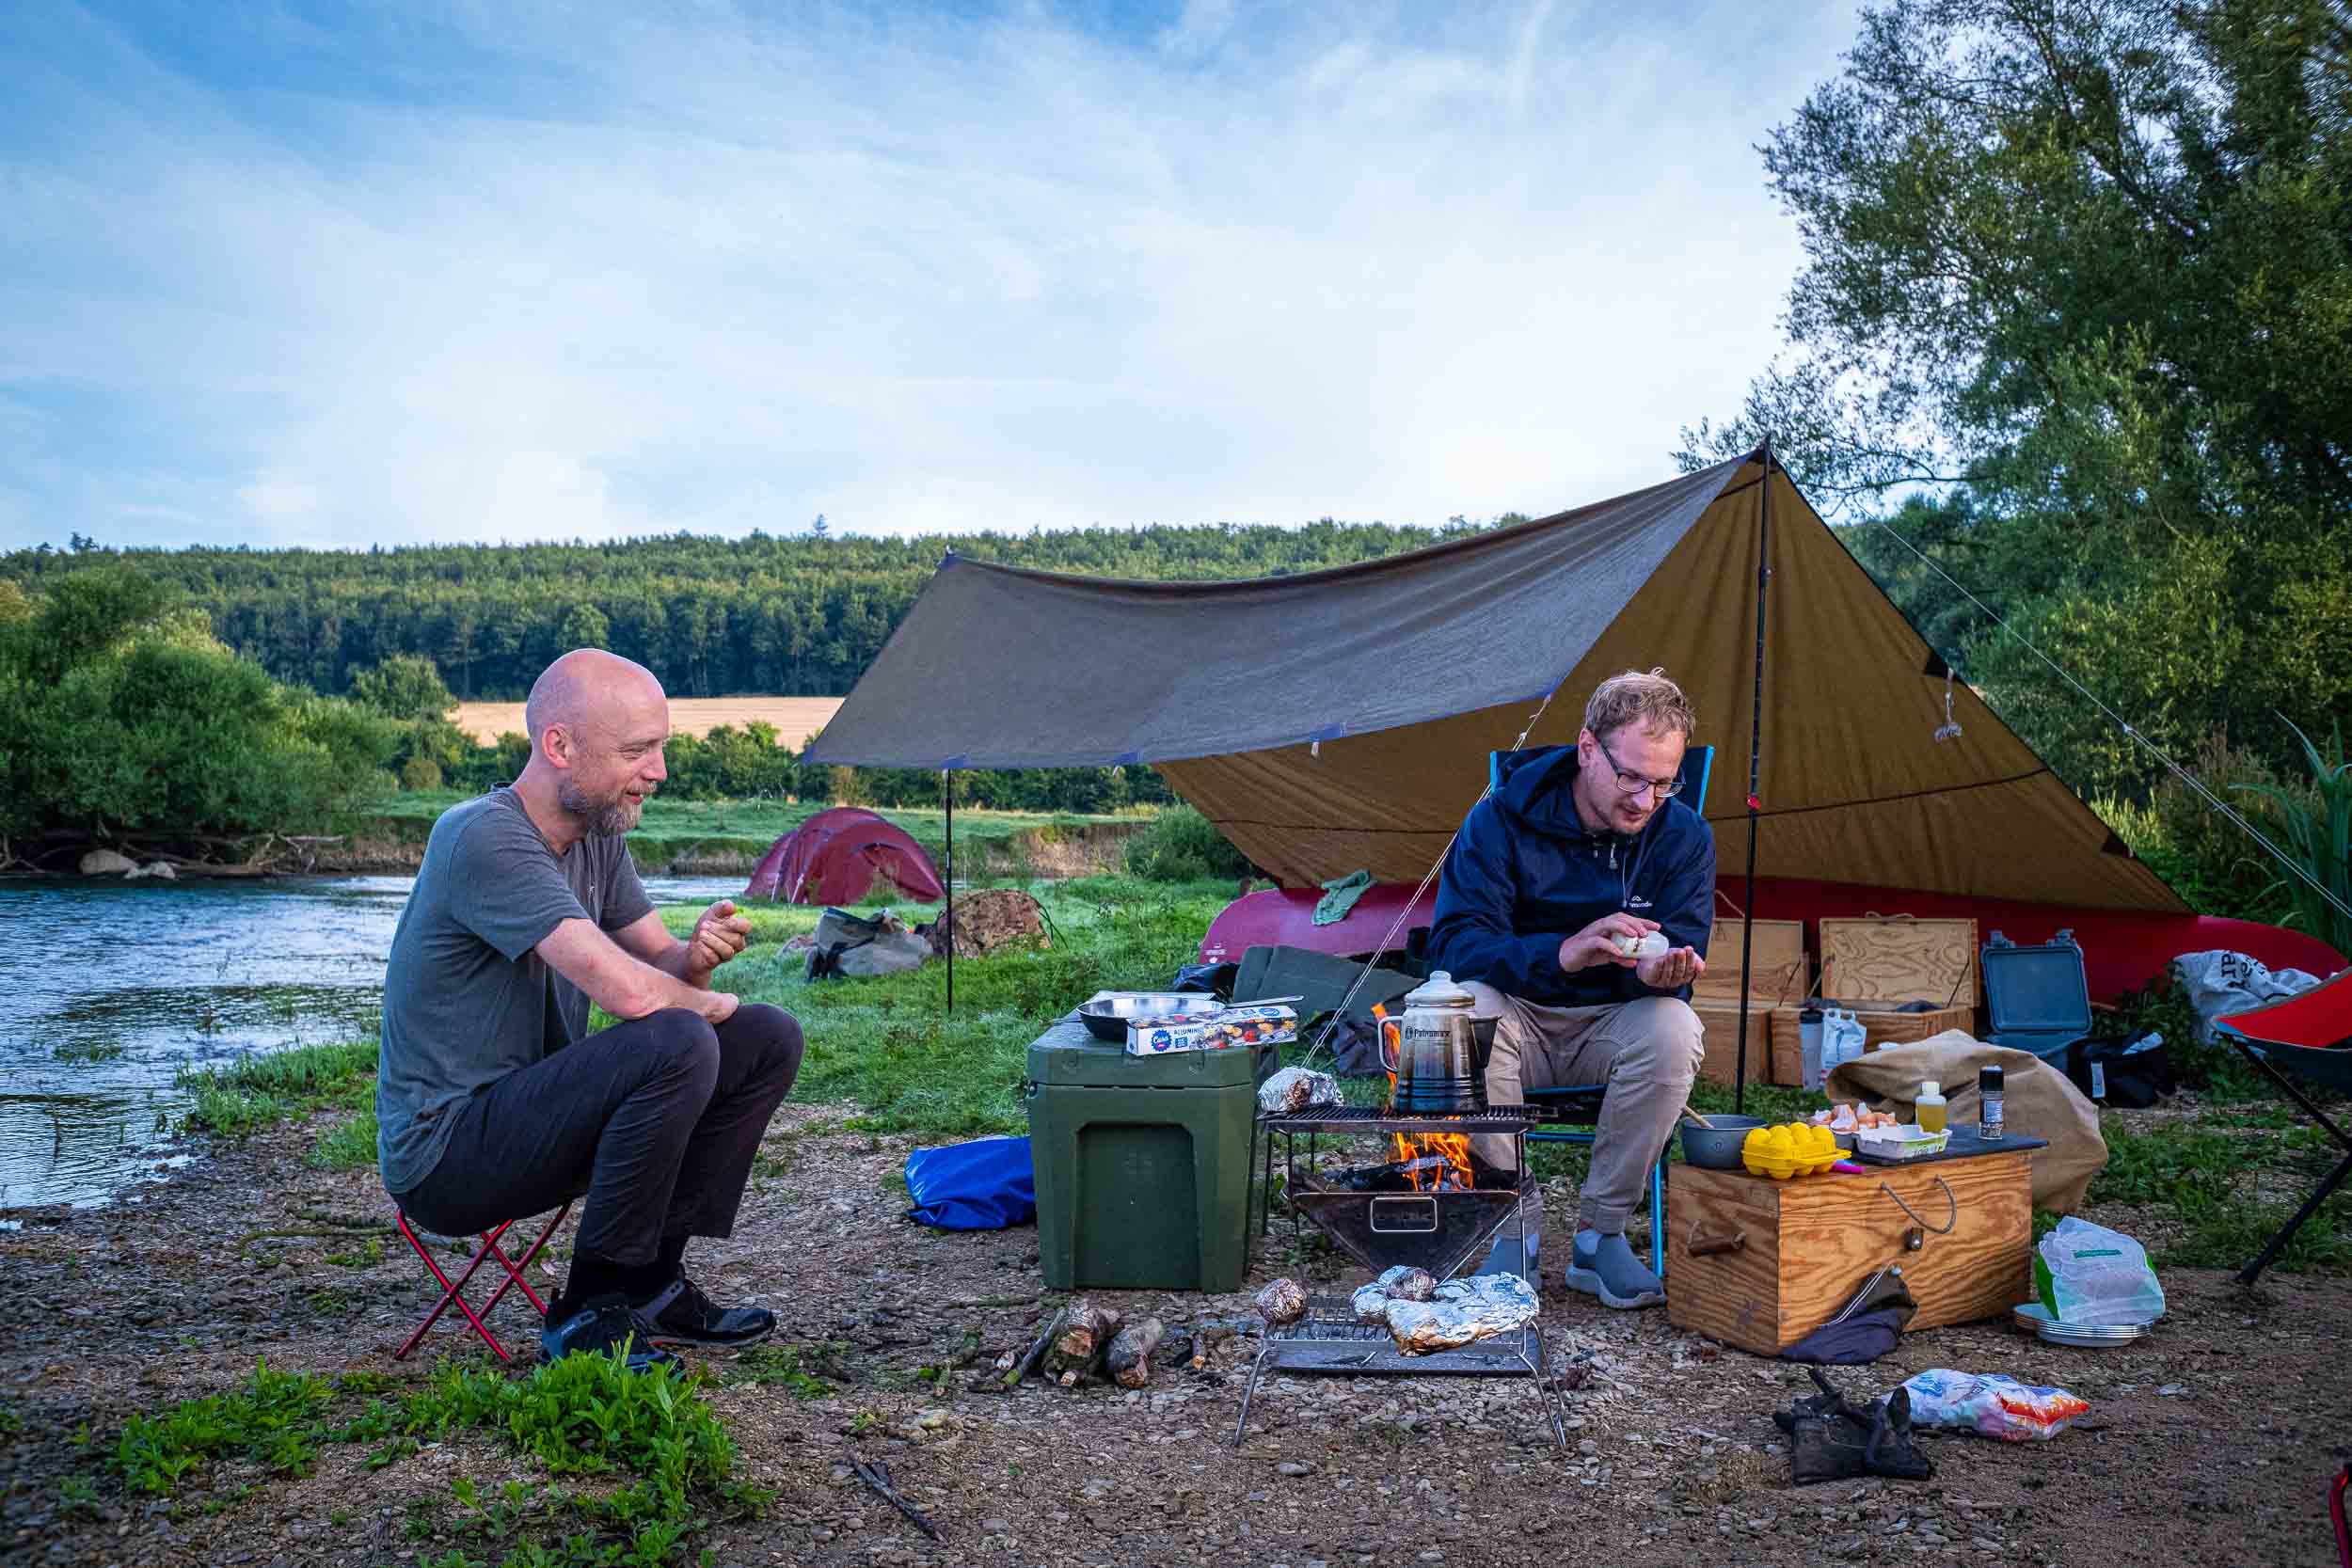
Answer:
[
  {"left": 2215, "top": 968, "right": 2352, "bottom": 1286},
  {"left": 2333, "top": 1461, "right": 2351, "bottom": 1568},
  {"left": 393, "top": 1202, "right": 571, "bottom": 1363}
]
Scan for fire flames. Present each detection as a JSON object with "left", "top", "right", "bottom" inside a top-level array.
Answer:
[{"left": 1389, "top": 1131, "right": 1475, "bottom": 1191}]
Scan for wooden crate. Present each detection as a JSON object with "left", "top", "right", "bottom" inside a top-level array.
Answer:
[
  {"left": 1693, "top": 1001, "right": 1795, "bottom": 1086},
  {"left": 1666, "top": 1150, "right": 2033, "bottom": 1355},
  {"left": 1819, "top": 915, "right": 1979, "bottom": 1053},
  {"left": 1695, "top": 918, "right": 1806, "bottom": 1085}
]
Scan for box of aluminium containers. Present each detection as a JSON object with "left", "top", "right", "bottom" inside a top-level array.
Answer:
[{"left": 1125, "top": 1003, "right": 1296, "bottom": 1057}]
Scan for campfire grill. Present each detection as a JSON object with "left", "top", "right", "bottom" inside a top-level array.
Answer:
[{"left": 1239, "top": 1103, "right": 1566, "bottom": 1449}]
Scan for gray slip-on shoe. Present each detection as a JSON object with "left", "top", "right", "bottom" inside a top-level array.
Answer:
[{"left": 1563, "top": 1231, "right": 1665, "bottom": 1309}]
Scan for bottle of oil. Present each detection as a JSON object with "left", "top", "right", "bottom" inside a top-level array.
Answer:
[{"left": 1915, "top": 1081, "right": 1947, "bottom": 1134}]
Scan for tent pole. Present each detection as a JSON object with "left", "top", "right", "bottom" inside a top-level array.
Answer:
[
  {"left": 943, "top": 769, "right": 954, "bottom": 1018},
  {"left": 931, "top": 770, "right": 941, "bottom": 1020},
  {"left": 1733, "top": 437, "right": 1773, "bottom": 1116}
]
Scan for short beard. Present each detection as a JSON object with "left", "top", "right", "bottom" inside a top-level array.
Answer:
[{"left": 558, "top": 779, "right": 640, "bottom": 838}]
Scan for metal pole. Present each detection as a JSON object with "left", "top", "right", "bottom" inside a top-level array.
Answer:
[
  {"left": 1733, "top": 437, "right": 1774, "bottom": 1116},
  {"left": 943, "top": 769, "right": 954, "bottom": 1017}
]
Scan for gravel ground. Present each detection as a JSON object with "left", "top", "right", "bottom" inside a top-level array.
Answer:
[{"left": 3, "top": 1100, "right": 2346, "bottom": 1568}]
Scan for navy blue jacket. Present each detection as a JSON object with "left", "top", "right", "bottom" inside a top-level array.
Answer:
[{"left": 1426, "top": 744, "right": 1716, "bottom": 1007}]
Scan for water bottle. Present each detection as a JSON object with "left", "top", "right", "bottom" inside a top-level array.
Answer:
[{"left": 1799, "top": 1006, "right": 1825, "bottom": 1091}]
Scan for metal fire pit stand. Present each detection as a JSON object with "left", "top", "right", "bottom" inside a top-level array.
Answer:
[{"left": 1237, "top": 1105, "right": 1566, "bottom": 1449}]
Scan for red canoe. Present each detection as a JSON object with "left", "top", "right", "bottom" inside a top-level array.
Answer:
[{"left": 1200, "top": 878, "right": 2344, "bottom": 1005}]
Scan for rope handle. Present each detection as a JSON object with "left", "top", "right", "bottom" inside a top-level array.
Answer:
[{"left": 1877, "top": 1176, "right": 1958, "bottom": 1235}]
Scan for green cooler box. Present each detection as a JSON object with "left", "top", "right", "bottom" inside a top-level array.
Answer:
[{"left": 1025, "top": 1017, "right": 1256, "bottom": 1292}]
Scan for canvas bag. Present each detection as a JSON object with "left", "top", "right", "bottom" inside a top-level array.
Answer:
[{"left": 1826, "top": 1033, "right": 2106, "bottom": 1212}]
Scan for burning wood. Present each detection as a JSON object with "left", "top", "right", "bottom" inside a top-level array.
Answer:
[{"left": 1389, "top": 1131, "right": 1475, "bottom": 1191}]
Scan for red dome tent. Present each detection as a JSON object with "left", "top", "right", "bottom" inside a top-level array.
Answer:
[{"left": 744, "top": 807, "right": 946, "bottom": 907}]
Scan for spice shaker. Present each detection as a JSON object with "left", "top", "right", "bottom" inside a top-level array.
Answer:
[{"left": 1979, "top": 1064, "right": 2005, "bottom": 1139}]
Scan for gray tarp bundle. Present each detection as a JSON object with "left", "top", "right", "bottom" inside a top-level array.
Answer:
[{"left": 803, "top": 453, "right": 2184, "bottom": 913}]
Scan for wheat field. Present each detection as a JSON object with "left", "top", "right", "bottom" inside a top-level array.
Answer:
[{"left": 450, "top": 696, "right": 843, "bottom": 747}]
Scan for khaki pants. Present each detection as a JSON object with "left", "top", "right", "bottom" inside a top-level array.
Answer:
[{"left": 1462, "top": 983, "right": 1704, "bottom": 1242}]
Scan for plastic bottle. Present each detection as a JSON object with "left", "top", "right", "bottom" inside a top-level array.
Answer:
[
  {"left": 1915, "top": 1081, "right": 1947, "bottom": 1133},
  {"left": 1979, "top": 1065, "right": 2005, "bottom": 1139},
  {"left": 1799, "top": 1006, "right": 1825, "bottom": 1091}
]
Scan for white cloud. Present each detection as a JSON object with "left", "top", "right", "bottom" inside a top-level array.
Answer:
[{"left": 0, "top": 0, "right": 1857, "bottom": 548}]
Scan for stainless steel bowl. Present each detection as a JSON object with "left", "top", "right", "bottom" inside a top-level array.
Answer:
[
  {"left": 1074, "top": 990, "right": 1220, "bottom": 1042},
  {"left": 1679, "top": 1115, "right": 1766, "bottom": 1169}
]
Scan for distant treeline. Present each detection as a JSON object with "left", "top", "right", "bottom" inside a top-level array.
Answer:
[{"left": 1, "top": 518, "right": 1511, "bottom": 701}]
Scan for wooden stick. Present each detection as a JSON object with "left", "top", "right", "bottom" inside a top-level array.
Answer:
[
  {"left": 1002, "top": 1307, "right": 1067, "bottom": 1390},
  {"left": 851, "top": 1460, "right": 941, "bottom": 1542},
  {"left": 1680, "top": 1103, "right": 1717, "bottom": 1131}
]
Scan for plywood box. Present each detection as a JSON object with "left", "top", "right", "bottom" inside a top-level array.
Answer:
[
  {"left": 1666, "top": 1150, "right": 2033, "bottom": 1355},
  {"left": 1694, "top": 917, "right": 1808, "bottom": 1086},
  {"left": 1693, "top": 1001, "right": 1793, "bottom": 1086},
  {"left": 1695, "top": 918, "right": 1808, "bottom": 1008},
  {"left": 1819, "top": 915, "right": 1979, "bottom": 1053}
]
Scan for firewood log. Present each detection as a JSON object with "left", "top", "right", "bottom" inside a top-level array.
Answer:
[
  {"left": 1107, "top": 1318, "right": 1165, "bottom": 1388},
  {"left": 1045, "top": 1298, "right": 1121, "bottom": 1386}
]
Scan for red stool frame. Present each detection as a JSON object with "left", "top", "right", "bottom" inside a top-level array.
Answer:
[{"left": 393, "top": 1203, "right": 571, "bottom": 1363}]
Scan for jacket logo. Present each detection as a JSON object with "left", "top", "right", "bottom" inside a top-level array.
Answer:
[{"left": 1625, "top": 895, "right": 1654, "bottom": 911}]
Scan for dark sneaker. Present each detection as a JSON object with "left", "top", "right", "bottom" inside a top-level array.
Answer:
[
  {"left": 1564, "top": 1231, "right": 1666, "bottom": 1309},
  {"left": 635, "top": 1275, "right": 775, "bottom": 1349},
  {"left": 540, "top": 1293, "right": 682, "bottom": 1373}
]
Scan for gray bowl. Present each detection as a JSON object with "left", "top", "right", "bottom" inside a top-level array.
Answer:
[{"left": 1679, "top": 1115, "right": 1766, "bottom": 1170}]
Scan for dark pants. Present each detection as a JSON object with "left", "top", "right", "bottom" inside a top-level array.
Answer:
[{"left": 392, "top": 1005, "right": 803, "bottom": 1266}]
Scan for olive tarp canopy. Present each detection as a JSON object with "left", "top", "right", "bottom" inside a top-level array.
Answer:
[{"left": 802, "top": 451, "right": 2184, "bottom": 914}]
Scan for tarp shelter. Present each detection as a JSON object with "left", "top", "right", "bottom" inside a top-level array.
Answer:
[
  {"left": 744, "top": 807, "right": 946, "bottom": 907},
  {"left": 803, "top": 450, "right": 2185, "bottom": 916}
]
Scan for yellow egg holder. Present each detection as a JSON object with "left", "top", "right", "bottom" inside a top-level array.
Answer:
[{"left": 1740, "top": 1121, "right": 1843, "bottom": 1180}]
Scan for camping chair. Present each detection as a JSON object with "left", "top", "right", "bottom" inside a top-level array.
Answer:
[
  {"left": 1498, "top": 744, "right": 1714, "bottom": 1279},
  {"left": 393, "top": 1201, "right": 572, "bottom": 1363},
  {"left": 2213, "top": 967, "right": 2352, "bottom": 1286}
]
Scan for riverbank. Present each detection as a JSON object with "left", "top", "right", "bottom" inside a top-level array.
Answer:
[
  {"left": 326, "top": 795, "right": 1152, "bottom": 877},
  {"left": 8, "top": 1075, "right": 2350, "bottom": 1566}
]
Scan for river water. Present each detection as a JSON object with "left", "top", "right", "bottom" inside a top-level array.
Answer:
[{"left": 0, "top": 873, "right": 750, "bottom": 1212}]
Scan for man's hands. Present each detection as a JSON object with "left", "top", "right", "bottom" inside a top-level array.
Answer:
[
  {"left": 685, "top": 900, "right": 754, "bottom": 987},
  {"left": 1558, "top": 912, "right": 1660, "bottom": 974},
  {"left": 1636, "top": 945, "right": 1705, "bottom": 990},
  {"left": 1557, "top": 911, "right": 1705, "bottom": 989}
]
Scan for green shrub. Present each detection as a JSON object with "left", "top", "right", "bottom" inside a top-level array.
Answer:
[
  {"left": 2239, "top": 719, "right": 2352, "bottom": 959},
  {"left": 1123, "top": 803, "right": 1251, "bottom": 882},
  {"left": 2097, "top": 730, "right": 2301, "bottom": 923},
  {"left": 400, "top": 754, "right": 444, "bottom": 791}
]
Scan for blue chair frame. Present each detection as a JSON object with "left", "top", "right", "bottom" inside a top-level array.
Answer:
[{"left": 1492, "top": 743, "right": 1713, "bottom": 1278}]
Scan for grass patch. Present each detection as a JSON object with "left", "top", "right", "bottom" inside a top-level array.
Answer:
[
  {"left": 310, "top": 1105, "right": 378, "bottom": 1171},
  {"left": 646, "top": 874, "right": 1239, "bottom": 1136},
  {"left": 113, "top": 1353, "right": 760, "bottom": 1564},
  {"left": 2090, "top": 1117, "right": 2352, "bottom": 1274},
  {"left": 179, "top": 1040, "right": 376, "bottom": 1139},
  {"left": 723, "top": 1341, "right": 849, "bottom": 1397}
]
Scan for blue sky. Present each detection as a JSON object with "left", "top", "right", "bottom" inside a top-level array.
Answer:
[{"left": 0, "top": 1, "right": 1858, "bottom": 549}]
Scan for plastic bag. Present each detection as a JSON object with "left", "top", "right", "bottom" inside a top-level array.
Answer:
[
  {"left": 1820, "top": 1007, "right": 1867, "bottom": 1070},
  {"left": 1899, "top": 1370, "right": 2089, "bottom": 1442},
  {"left": 2173, "top": 950, "right": 2321, "bottom": 1044},
  {"left": 2035, "top": 1215, "right": 2166, "bottom": 1325}
]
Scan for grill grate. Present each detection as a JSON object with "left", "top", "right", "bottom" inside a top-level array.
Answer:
[{"left": 1261, "top": 1104, "right": 1539, "bottom": 1136}]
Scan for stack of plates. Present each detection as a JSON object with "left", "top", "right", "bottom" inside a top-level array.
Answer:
[{"left": 2011, "top": 1302, "right": 2154, "bottom": 1347}]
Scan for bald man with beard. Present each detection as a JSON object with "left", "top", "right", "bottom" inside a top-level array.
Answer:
[{"left": 378, "top": 650, "right": 804, "bottom": 1370}]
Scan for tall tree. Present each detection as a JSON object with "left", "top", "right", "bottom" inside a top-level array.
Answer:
[{"left": 1682, "top": 0, "right": 2352, "bottom": 791}]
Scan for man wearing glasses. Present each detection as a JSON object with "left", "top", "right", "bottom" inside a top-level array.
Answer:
[{"left": 1428, "top": 669, "right": 1712, "bottom": 1308}]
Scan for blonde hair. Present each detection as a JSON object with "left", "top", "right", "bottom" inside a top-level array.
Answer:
[{"left": 1582, "top": 668, "right": 1696, "bottom": 743}]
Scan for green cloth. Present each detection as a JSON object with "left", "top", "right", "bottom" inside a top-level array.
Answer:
[{"left": 1313, "top": 869, "right": 1374, "bottom": 926}]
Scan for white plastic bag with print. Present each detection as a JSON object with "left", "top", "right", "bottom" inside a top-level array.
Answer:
[{"left": 2035, "top": 1215, "right": 2165, "bottom": 1326}]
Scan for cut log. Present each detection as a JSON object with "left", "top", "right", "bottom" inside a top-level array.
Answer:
[
  {"left": 1107, "top": 1318, "right": 1165, "bottom": 1389},
  {"left": 1046, "top": 1298, "right": 1121, "bottom": 1386}
]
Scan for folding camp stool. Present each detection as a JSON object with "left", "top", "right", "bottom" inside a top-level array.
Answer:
[{"left": 393, "top": 1202, "right": 571, "bottom": 1363}]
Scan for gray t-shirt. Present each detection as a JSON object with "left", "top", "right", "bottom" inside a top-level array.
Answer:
[{"left": 376, "top": 788, "right": 655, "bottom": 1193}]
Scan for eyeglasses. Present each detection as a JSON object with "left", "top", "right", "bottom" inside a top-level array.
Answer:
[{"left": 1596, "top": 737, "right": 1683, "bottom": 800}]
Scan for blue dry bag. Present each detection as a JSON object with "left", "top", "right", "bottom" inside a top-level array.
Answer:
[{"left": 902, "top": 1135, "right": 1036, "bottom": 1230}]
